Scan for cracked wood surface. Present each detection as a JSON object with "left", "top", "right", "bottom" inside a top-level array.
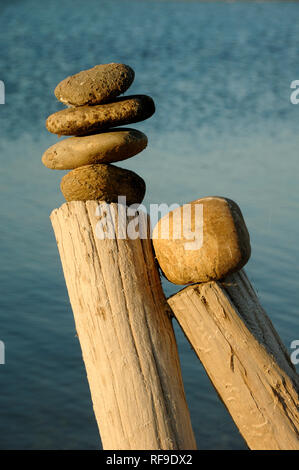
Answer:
[
  {"left": 50, "top": 201, "right": 196, "bottom": 450},
  {"left": 168, "top": 270, "right": 299, "bottom": 450}
]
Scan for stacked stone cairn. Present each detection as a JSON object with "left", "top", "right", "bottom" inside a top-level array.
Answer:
[
  {"left": 43, "top": 64, "right": 250, "bottom": 285},
  {"left": 42, "top": 63, "right": 155, "bottom": 205}
]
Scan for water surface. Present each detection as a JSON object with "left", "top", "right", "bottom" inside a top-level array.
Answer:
[{"left": 0, "top": 0, "right": 299, "bottom": 449}]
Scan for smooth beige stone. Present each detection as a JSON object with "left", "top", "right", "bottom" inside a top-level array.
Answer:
[
  {"left": 54, "top": 63, "right": 135, "bottom": 106},
  {"left": 46, "top": 95, "right": 155, "bottom": 136},
  {"left": 152, "top": 196, "right": 251, "bottom": 284},
  {"left": 42, "top": 128, "right": 148, "bottom": 170},
  {"left": 60, "top": 163, "right": 146, "bottom": 205}
]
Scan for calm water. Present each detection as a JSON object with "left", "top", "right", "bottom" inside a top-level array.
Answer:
[{"left": 0, "top": 0, "right": 299, "bottom": 450}]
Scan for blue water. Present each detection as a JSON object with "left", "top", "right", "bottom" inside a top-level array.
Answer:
[{"left": 0, "top": 0, "right": 299, "bottom": 450}]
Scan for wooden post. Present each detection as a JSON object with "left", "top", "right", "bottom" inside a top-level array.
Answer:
[
  {"left": 50, "top": 201, "right": 196, "bottom": 450},
  {"left": 168, "top": 269, "right": 299, "bottom": 450}
]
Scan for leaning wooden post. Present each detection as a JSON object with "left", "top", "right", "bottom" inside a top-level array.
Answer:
[
  {"left": 153, "top": 196, "right": 299, "bottom": 450},
  {"left": 168, "top": 270, "right": 299, "bottom": 450},
  {"left": 51, "top": 201, "right": 197, "bottom": 450}
]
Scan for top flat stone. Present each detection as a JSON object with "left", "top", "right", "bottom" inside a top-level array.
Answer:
[{"left": 54, "top": 63, "right": 135, "bottom": 106}]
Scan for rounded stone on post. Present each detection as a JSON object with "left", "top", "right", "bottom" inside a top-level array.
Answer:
[
  {"left": 152, "top": 196, "right": 251, "bottom": 284},
  {"left": 60, "top": 163, "right": 146, "bottom": 205}
]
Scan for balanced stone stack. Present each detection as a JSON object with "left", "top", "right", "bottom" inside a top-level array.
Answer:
[{"left": 42, "top": 63, "right": 155, "bottom": 205}]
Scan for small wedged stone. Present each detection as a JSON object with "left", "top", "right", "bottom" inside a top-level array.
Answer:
[
  {"left": 60, "top": 163, "right": 146, "bottom": 205},
  {"left": 42, "top": 128, "right": 148, "bottom": 170},
  {"left": 46, "top": 95, "right": 155, "bottom": 136},
  {"left": 54, "top": 63, "right": 135, "bottom": 106}
]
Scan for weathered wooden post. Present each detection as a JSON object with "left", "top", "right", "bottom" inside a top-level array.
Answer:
[
  {"left": 51, "top": 201, "right": 196, "bottom": 449},
  {"left": 153, "top": 196, "right": 299, "bottom": 450}
]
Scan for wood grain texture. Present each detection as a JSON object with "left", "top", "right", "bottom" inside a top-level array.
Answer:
[
  {"left": 50, "top": 201, "right": 196, "bottom": 450},
  {"left": 168, "top": 270, "right": 299, "bottom": 450}
]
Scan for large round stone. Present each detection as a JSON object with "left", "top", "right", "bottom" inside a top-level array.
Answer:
[
  {"left": 60, "top": 163, "right": 146, "bottom": 205},
  {"left": 152, "top": 197, "right": 251, "bottom": 284},
  {"left": 54, "top": 63, "right": 135, "bottom": 106},
  {"left": 46, "top": 95, "right": 155, "bottom": 136},
  {"left": 42, "top": 128, "right": 148, "bottom": 170}
]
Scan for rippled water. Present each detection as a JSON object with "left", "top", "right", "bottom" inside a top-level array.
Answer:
[{"left": 0, "top": 0, "right": 299, "bottom": 449}]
